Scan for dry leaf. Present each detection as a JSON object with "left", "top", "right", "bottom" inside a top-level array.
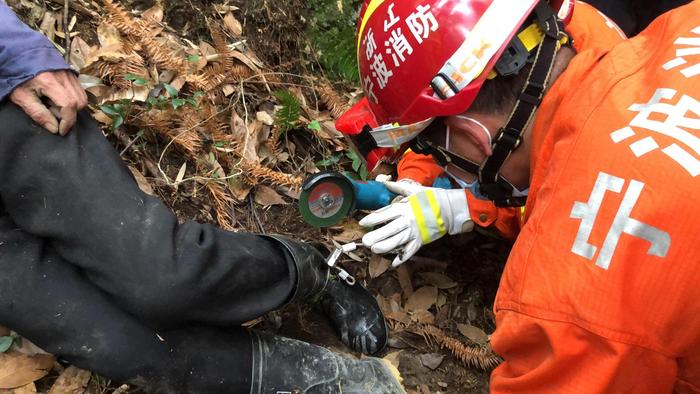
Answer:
[
  {"left": 54, "top": 31, "right": 80, "bottom": 39},
  {"left": 386, "top": 311, "right": 410, "bottom": 325},
  {"left": 0, "top": 327, "right": 8, "bottom": 337},
  {"left": 92, "top": 110, "right": 113, "bottom": 125},
  {"left": 214, "top": 4, "right": 240, "bottom": 14},
  {"left": 419, "top": 353, "right": 444, "bottom": 370},
  {"left": 227, "top": 176, "right": 251, "bottom": 202},
  {"left": 457, "top": 324, "right": 489, "bottom": 346},
  {"left": 142, "top": 4, "right": 164, "bottom": 24},
  {"left": 223, "top": 13, "right": 243, "bottom": 37},
  {"left": 229, "top": 111, "right": 247, "bottom": 141},
  {"left": 395, "top": 264, "right": 413, "bottom": 300},
  {"left": 128, "top": 166, "right": 155, "bottom": 196},
  {"left": 103, "top": 86, "right": 149, "bottom": 103},
  {"left": 96, "top": 22, "right": 122, "bottom": 48},
  {"left": 331, "top": 220, "right": 366, "bottom": 243},
  {"left": 232, "top": 49, "right": 264, "bottom": 71},
  {"left": 174, "top": 162, "right": 187, "bottom": 187},
  {"left": 39, "top": 12, "right": 57, "bottom": 42},
  {"left": 0, "top": 382, "right": 37, "bottom": 394},
  {"left": 404, "top": 286, "right": 437, "bottom": 312},
  {"left": 254, "top": 185, "right": 287, "bottom": 206},
  {"left": 242, "top": 121, "right": 262, "bottom": 163},
  {"left": 0, "top": 353, "right": 54, "bottom": 389},
  {"left": 436, "top": 292, "right": 447, "bottom": 309},
  {"left": 410, "top": 309, "right": 435, "bottom": 325},
  {"left": 201, "top": 154, "right": 226, "bottom": 179},
  {"left": 383, "top": 351, "right": 402, "bottom": 370},
  {"left": 256, "top": 111, "right": 274, "bottom": 126},
  {"left": 222, "top": 84, "right": 236, "bottom": 96},
  {"left": 68, "top": 15, "right": 77, "bottom": 32},
  {"left": 369, "top": 255, "right": 391, "bottom": 278},
  {"left": 69, "top": 37, "right": 93, "bottom": 70},
  {"left": 48, "top": 366, "right": 91, "bottom": 394},
  {"left": 11, "top": 338, "right": 48, "bottom": 357},
  {"left": 418, "top": 272, "right": 457, "bottom": 289}
]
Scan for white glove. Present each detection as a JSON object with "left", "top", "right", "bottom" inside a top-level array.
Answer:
[
  {"left": 359, "top": 186, "right": 474, "bottom": 267},
  {"left": 376, "top": 175, "right": 428, "bottom": 198}
]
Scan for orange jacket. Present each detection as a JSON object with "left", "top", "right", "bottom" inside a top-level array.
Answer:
[
  {"left": 492, "top": 1, "right": 700, "bottom": 393},
  {"left": 396, "top": 1, "right": 625, "bottom": 241}
]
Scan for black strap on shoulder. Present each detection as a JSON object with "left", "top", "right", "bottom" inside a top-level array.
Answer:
[{"left": 477, "top": 0, "right": 566, "bottom": 207}]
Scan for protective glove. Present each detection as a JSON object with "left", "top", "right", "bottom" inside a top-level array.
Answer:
[{"left": 359, "top": 184, "right": 474, "bottom": 267}]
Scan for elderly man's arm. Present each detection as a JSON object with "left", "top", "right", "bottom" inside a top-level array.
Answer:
[{"left": 0, "top": 1, "right": 86, "bottom": 134}]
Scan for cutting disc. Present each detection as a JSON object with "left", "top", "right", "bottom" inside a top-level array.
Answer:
[{"left": 299, "top": 171, "right": 355, "bottom": 227}]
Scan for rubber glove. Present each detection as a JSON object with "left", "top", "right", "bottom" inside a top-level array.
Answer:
[{"left": 360, "top": 180, "right": 473, "bottom": 267}]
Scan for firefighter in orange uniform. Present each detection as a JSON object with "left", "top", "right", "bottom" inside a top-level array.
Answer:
[{"left": 336, "top": 0, "right": 699, "bottom": 391}]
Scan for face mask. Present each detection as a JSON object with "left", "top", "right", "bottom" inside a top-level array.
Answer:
[{"left": 444, "top": 116, "right": 529, "bottom": 200}]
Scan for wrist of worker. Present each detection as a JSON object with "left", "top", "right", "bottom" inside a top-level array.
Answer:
[{"left": 444, "top": 189, "right": 474, "bottom": 234}]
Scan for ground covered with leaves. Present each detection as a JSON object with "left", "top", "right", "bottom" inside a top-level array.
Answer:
[{"left": 0, "top": 0, "right": 512, "bottom": 393}]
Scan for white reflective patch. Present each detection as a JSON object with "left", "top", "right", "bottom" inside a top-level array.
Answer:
[
  {"left": 570, "top": 172, "right": 670, "bottom": 270},
  {"left": 663, "top": 25, "right": 700, "bottom": 78},
  {"left": 681, "top": 63, "right": 700, "bottom": 78},
  {"left": 610, "top": 126, "right": 636, "bottom": 143},
  {"left": 675, "top": 36, "right": 700, "bottom": 46},
  {"left": 662, "top": 144, "right": 700, "bottom": 176},
  {"left": 570, "top": 172, "right": 624, "bottom": 260},
  {"left": 613, "top": 88, "right": 700, "bottom": 176},
  {"left": 629, "top": 136, "right": 659, "bottom": 157},
  {"left": 663, "top": 57, "right": 687, "bottom": 70},
  {"left": 676, "top": 47, "right": 700, "bottom": 57}
]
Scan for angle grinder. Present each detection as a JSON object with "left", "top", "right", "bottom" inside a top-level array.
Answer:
[{"left": 298, "top": 171, "right": 397, "bottom": 227}]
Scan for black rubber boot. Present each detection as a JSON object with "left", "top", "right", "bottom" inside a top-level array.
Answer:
[
  {"left": 263, "top": 235, "right": 388, "bottom": 355},
  {"left": 249, "top": 331, "right": 405, "bottom": 394}
]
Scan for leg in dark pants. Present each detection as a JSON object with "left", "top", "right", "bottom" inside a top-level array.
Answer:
[
  {"left": 0, "top": 102, "right": 295, "bottom": 327},
  {"left": 0, "top": 212, "right": 253, "bottom": 393}
]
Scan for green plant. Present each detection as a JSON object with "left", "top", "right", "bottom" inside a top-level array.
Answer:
[
  {"left": 0, "top": 336, "right": 12, "bottom": 353},
  {"left": 345, "top": 148, "right": 368, "bottom": 180},
  {"left": 273, "top": 90, "right": 302, "bottom": 132},
  {"left": 146, "top": 84, "right": 204, "bottom": 111},
  {"left": 306, "top": 0, "right": 362, "bottom": 83},
  {"left": 100, "top": 99, "right": 133, "bottom": 130}
]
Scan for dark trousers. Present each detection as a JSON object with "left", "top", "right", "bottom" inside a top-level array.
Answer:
[{"left": 0, "top": 103, "right": 297, "bottom": 392}]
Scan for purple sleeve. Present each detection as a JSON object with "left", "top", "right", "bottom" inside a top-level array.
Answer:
[{"left": 0, "top": 1, "right": 71, "bottom": 100}]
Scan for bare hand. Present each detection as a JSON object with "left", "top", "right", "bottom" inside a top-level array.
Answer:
[{"left": 9, "top": 70, "right": 88, "bottom": 136}]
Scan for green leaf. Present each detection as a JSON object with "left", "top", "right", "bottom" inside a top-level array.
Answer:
[
  {"left": 308, "top": 120, "right": 322, "bottom": 131},
  {"left": 112, "top": 115, "right": 124, "bottom": 130},
  {"left": 163, "top": 83, "right": 178, "bottom": 98},
  {"left": 124, "top": 73, "right": 148, "bottom": 86},
  {"left": 351, "top": 158, "right": 361, "bottom": 172},
  {"left": 100, "top": 104, "right": 121, "bottom": 117},
  {"left": 187, "top": 54, "right": 201, "bottom": 63},
  {"left": 272, "top": 90, "right": 302, "bottom": 131},
  {"left": 0, "top": 336, "right": 13, "bottom": 353},
  {"left": 171, "top": 98, "right": 187, "bottom": 109},
  {"left": 358, "top": 163, "right": 368, "bottom": 180}
]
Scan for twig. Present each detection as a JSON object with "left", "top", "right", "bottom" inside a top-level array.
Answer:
[
  {"left": 63, "top": 0, "right": 70, "bottom": 63},
  {"left": 112, "top": 127, "right": 162, "bottom": 182},
  {"left": 45, "top": 0, "right": 99, "bottom": 19},
  {"left": 248, "top": 193, "right": 265, "bottom": 234}
]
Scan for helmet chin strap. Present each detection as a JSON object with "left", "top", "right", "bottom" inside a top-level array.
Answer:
[{"left": 477, "top": 0, "right": 569, "bottom": 207}]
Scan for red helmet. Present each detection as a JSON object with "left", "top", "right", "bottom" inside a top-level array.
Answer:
[{"left": 337, "top": 0, "right": 573, "bottom": 170}]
